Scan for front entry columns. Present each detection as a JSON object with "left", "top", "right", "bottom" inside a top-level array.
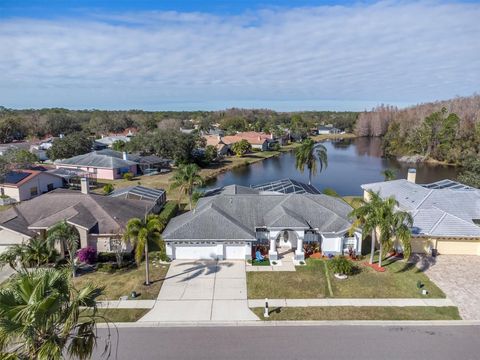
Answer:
[
  {"left": 268, "top": 236, "right": 278, "bottom": 261},
  {"left": 295, "top": 236, "right": 305, "bottom": 261}
]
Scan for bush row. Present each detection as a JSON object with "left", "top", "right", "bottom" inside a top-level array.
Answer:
[{"left": 158, "top": 201, "right": 178, "bottom": 230}]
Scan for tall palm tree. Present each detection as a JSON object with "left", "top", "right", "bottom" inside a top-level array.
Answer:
[
  {"left": 377, "top": 197, "right": 413, "bottom": 267},
  {"left": 295, "top": 138, "right": 328, "bottom": 185},
  {"left": 0, "top": 268, "right": 107, "bottom": 360},
  {"left": 0, "top": 244, "right": 26, "bottom": 272},
  {"left": 170, "top": 163, "right": 204, "bottom": 210},
  {"left": 47, "top": 220, "right": 80, "bottom": 277},
  {"left": 124, "top": 214, "right": 164, "bottom": 286},
  {"left": 349, "top": 190, "right": 383, "bottom": 264},
  {"left": 381, "top": 168, "right": 396, "bottom": 181}
]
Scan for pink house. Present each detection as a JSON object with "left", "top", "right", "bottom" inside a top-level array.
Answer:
[{"left": 54, "top": 151, "right": 138, "bottom": 180}]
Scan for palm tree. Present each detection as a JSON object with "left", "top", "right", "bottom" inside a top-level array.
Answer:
[
  {"left": 381, "top": 168, "right": 396, "bottom": 181},
  {"left": 124, "top": 214, "right": 164, "bottom": 286},
  {"left": 47, "top": 220, "right": 80, "bottom": 277},
  {"left": 295, "top": 138, "right": 328, "bottom": 185},
  {"left": 170, "top": 163, "right": 204, "bottom": 210},
  {"left": 377, "top": 197, "right": 413, "bottom": 267},
  {"left": 0, "top": 244, "right": 26, "bottom": 272},
  {"left": 24, "top": 237, "right": 59, "bottom": 267},
  {"left": 349, "top": 190, "right": 383, "bottom": 264},
  {"left": 0, "top": 268, "right": 107, "bottom": 359}
]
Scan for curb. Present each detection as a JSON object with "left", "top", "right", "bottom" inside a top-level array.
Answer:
[{"left": 96, "top": 320, "right": 480, "bottom": 328}]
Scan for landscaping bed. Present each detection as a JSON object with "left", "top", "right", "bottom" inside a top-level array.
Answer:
[
  {"left": 252, "top": 306, "right": 461, "bottom": 321},
  {"left": 247, "top": 258, "right": 445, "bottom": 299}
]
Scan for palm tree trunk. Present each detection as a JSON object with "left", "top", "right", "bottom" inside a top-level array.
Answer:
[
  {"left": 144, "top": 241, "right": 150, "bottom": 286},
  {"left": 189, "top": 190, "right": 193, "bottom": 211},
  {"left": 369, "top": 230, "right": 376, "bottom": 264},
  {"left": 308, "top": 169, "right": 312, "bottom": 186},
  {"left": 378, "top": 242, "right": 383, "bottom": 268}
]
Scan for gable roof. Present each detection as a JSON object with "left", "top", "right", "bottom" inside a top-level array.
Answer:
[
  {"left": 362, "top": 179, "right": 480, "bottom": 238},
  {"left": 0, "top": 188, "right": 154, "bottom": 236},
  {"left": 1, "top": 170, "right": 63, "bottom": 188},
  {"left": 163, "top": 192, "right": 353, "bottom": 241}
]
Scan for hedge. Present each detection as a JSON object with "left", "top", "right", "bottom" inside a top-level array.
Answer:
[{"left": 159, "top": 201, "right": 178, "bottom": 229}]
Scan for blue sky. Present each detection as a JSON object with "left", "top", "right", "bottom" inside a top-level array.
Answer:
[{"left": 0, "top": 1, "right": 479, "bottom": 111}]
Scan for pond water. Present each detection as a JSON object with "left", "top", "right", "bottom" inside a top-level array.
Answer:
[{"left": 204, "top": 137, "right": 459, "bottom": 196}]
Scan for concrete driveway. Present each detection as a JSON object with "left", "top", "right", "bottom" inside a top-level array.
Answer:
[
  {"left": 0, "top": 266, "right": 14, "bottom": 284},
  {"left": 140, "top": 260, "right": 258, "bottom": 322},
  {"left": 418, "top": 255, "right": 480, "bottom": 320}
]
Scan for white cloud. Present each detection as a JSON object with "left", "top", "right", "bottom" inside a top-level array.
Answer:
[{"left": 0, "top": 1, "right": 479, "bottom": 110}]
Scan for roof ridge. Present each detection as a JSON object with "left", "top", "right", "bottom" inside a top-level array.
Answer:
[
  {"left": 414, "top": 189, "right": 434, "bottom": 210},
  {"left": 428, "top": 211, "right": 448, "bottom": 234},
  {"left": 209, "top": 203, "right": 255, "bottom": 236}
]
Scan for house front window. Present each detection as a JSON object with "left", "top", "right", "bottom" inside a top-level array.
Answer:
[{"left": 30, "top": 187, "right": 38, "bottom": 197}]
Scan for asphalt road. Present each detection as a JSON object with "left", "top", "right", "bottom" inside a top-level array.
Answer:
[{"left": 92, "top": 324, "right": 480, "bottom": 360}]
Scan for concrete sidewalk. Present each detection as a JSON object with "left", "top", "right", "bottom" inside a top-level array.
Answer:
[{"left": 248, "top": 298, "right": 456, "bottom": 307}]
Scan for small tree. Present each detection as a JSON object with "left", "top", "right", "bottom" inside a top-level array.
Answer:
[
  {"left": 204, "top": 145, "right": 218, "bottom": 163},
  {"left": 231, "top": 139, "right": 252, "bottom": 157},
  {"left": 123, "top": 172, "right": 134, "bottom": 181},
  {"left": 381, "top": 169, "right": 396, "bottom": 181},
  {"left": 47, "top": 221, "right": 80, "bottom": 277},
  {"left": 112, "top": 140, "right": 127, "bottom": 151},
  {"left": 170, "top": 164, "right": 204, "bottom": 210}
]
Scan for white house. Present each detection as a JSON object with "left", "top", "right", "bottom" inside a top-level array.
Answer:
[{"left": 163, "top": 184, "right": 361, "bottom": 260}]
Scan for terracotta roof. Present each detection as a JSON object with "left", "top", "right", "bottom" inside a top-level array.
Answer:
[{"left": 221, "top": 132, "right": 272, "bottom": 145}]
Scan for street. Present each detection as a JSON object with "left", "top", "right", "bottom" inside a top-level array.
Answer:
[{"left": 92, "top": 324, "right": 480, "bottom": 360}]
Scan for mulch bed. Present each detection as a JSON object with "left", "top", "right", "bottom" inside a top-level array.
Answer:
[{"left": 363, "top": 262, "right": 386, "bottom": 272}]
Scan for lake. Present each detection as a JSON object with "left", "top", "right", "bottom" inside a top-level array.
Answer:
[{"left": 205, "top": 137, "right": 459, "bottom": 196}]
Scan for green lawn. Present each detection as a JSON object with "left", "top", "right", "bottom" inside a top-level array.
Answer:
[
  {"left": 247, "top": 258, "right": 445, "bottom": 299},
  {"left": 74, "top": 262, "right": 169, "bottom": 300},
  {"left": 247, "top": 259, "right": 328, "bottom": 298},
  {"left": 84, "top": 308, "right": 149, "bottom": 323},
  {"left": 252, "top": 306, "right": 461, "bottom": 321}
]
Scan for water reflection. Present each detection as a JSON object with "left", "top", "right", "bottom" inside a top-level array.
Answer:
[{"left": 205, "top": 137, "right": 459, "bottom": 196}]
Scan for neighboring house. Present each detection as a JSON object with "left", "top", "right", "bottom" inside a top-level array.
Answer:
[
  {"left": 163, "top": 185, "right": 361, "bottom": 260},
  {"left": 362, "top": 170, "right": 480, "bottom": 255},
  {"left": 54, "top": 151, "right": 138, "bottom": 180},
  {"left": 109, "top": 185, "right": 166, "bottom": 213},
  {"left": 202, "top": 135, "right": 231, "bottom": 156},
  {"left": 0, "top": 142, "right": 32, "bottom": 156},
  {"left": 0, "top": 170, "right": 64, "bottom": 202},
  {"left": 95, "top": 149, "right": 171, "bottom": 175},
  {"left": 318, "top": 125, "right": 341, "bottom": 135},
  {"left": 221, "top": 131, "right": 274, "bottom": 151},
  {"left": 0, "top": 181, "right": 156, "bottom": 254},
  {"left": 94, "top": 135, "right": 131, "bottom": 149}
]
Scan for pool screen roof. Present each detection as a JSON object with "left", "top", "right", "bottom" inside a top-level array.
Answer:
[{"left": 252, "top": 178, "right": 321, "bottom": 194}]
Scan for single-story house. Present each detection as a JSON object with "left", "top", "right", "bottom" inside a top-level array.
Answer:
[
  {"left": 95, "top": 149, "right": 171, "bottom": 175},
  {"left": 109, "top": 185, "right": 166, "bottom": 213},
  {"left": 0, "top": 170, "right": 65, "bottom": 203},
  {"left": 221, "top": 131, "right": 274, "bottom": 151},
  {"left": 202, "top": 135, "right": 231, "bottom": 156},
  {"left": 0, "top": 180, "right": 156, "bottom": 254},
  {"left": 163, "top": 185, "right": 361, "bottom": 260},
  {"left": 54, "top": 151, "right": 139, "bottom": 180},
  {"left": 362, "top": 170, "right": 480, "bottom": 255},
  {"left": 94, "top": 135, "right": 131, "bottom": 150},
  {"left": 318, "top": 125, "right": 341, "bottom": 135}
]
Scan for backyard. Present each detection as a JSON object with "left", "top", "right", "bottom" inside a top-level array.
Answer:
[{"left": 247, "top": 257, "right": 445, "bottom": 299}]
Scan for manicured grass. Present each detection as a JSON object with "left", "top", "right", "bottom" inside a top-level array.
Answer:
[
  {"left": 252, "top": 306, "right": 461, "bottom": 321},
  {"left": 247, "top": 257, "right": 445, "bottom": 299},
  {"left": 74, "top": 262, "right": 169, "bottom": 300},
  {"left": 247, "top": 259, "right": 328, "bottom": 299},
  {"left": 85, "top": 308, "right": 149, "bottom": 323},
  {"left": 330, "top": 257, "right": 445, "bottom": 298}
]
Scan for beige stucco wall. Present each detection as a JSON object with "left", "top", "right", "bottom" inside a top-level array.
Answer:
[
  {"left": 0, "top": 187, "right": 21, "bottom": 202},
  {"left": 411, "top": 237, "right": 480, "bottom": 255},
  {"left": 1, "top": 173, "right": 64, "bottom": 202},
  {"left": 0, "top": 227, "right": 31, "bottom": 247}
]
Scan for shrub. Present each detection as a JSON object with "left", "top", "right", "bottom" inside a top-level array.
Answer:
[
  {"left": 77, "top": 247, "right": 97, "bottom": 264},
  {"left": 123, "top": 172, "right": 134, "bottom": 181},
  {"left": 97, "top": 252, "right": 133, "bottom": 263},
  {"left": 158, "top": 202, "right": 178, "bottom": 228},
  {"left": 328, "top": 256, "right": 355, "bottom": 275},
  {"left": 103, "top": 183, "right": 114, "bottom": 195},
  {"left": 97, "top": 263, "right": 116, "bottom": 273},
  {"left": 269, "top": 142, "right": 281, "bottom": 151}
]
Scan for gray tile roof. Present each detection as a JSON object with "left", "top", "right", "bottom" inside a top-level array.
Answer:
[
  {"left": 163, "top": 192, "right": 353, "bottom": 241},
  {"left": 55, "top": 151, "right": 138, "bottom": 169},
  {"left": 0, "top": 189, "right": 154, "bottom": 236},
  {"left": 362, "top": 179, "right": 480, "bottom": 238}
]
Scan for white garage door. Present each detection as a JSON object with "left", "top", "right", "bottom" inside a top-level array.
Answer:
[
  {"left": 175, "top": 245, "right": 218, "bottom": 260},
  {"left": 225, "top": 245, "right": 245, "bottom": 259}
]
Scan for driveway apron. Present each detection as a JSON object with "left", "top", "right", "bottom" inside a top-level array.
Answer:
[{"left": 139, "top": 260, "right": 258, "bottom": 322}]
